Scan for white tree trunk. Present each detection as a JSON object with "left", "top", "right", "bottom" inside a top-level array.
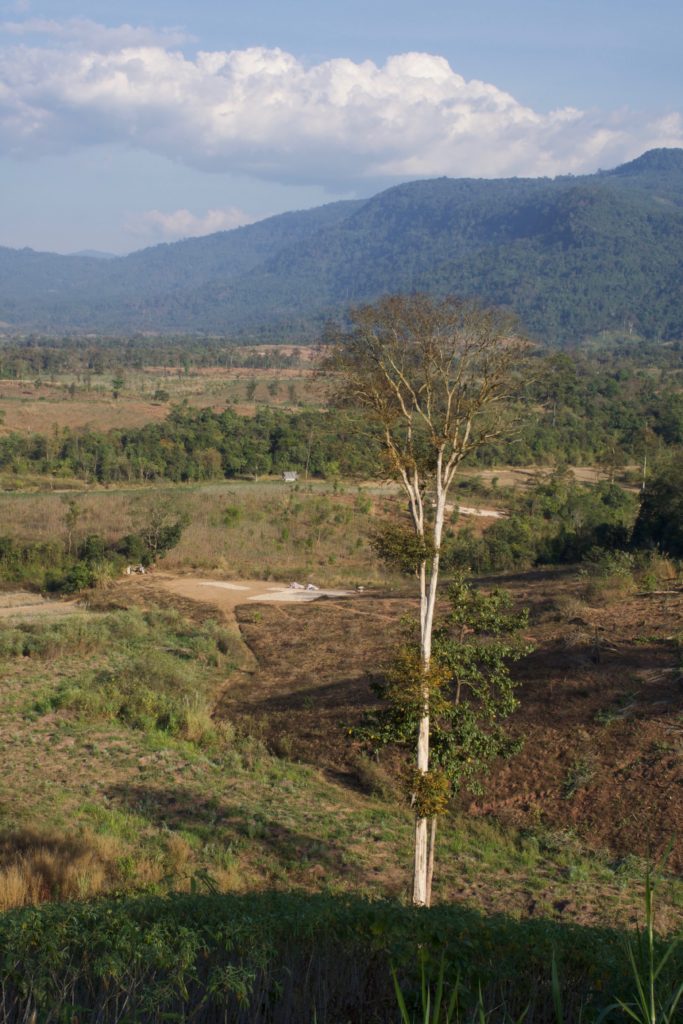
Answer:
[
  {"left": 413, "top": 554, "right": 430, "bottom": 906},
  {"left": 412, "top": 469, "right": 448, "bottom": 906},
  {"left": 426, "top": 815, "right": 437, "bottom": 907},
  {"left": 413, "top": 813, "right": 429, "bottom": 905}
]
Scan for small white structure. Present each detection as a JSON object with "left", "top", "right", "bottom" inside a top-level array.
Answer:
[{"left": 282, "top": 471, "right": 298, "bottom": 483}]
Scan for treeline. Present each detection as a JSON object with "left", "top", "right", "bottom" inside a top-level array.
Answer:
[
  {"left": 445, "top": 473, "right": 638, "bottom": 574},
  {"left": 1, "top": 333, "right": 681, "bottom": 383},
  {"left": 0, "top": 337, "right": 307, "bottom": 378},
  {"left": 486, "top": 348, "right": 683, "bottom": 466},
  {"left": 0, "top": 407, "right": 379, "bottom": 483},
  {"left": 445, "top": 456, "right": 682, "bottom": 574},
  {"left": 1, "top": 350, "right": 681, "bottom": 483}
]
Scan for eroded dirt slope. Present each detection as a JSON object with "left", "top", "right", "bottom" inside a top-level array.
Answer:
[
  {"left": 228, "top": 575, "right": 683, "bottom": 871},
  {"left": 108, "top": 569, "right": 683, "bottom": 872}
]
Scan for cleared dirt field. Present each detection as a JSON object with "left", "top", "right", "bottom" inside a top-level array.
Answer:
[
  {"left": 154, "top": 574, "right": 355, "bottom": 610},
  {"left": 0, "top": 367, "right": 325, "bottom": 435},
  {"left": 224, "top": 575, "right": 683, "bottom": 876},
  {"left": 118, "top": 567, "right": 683, "bottom": 883}
]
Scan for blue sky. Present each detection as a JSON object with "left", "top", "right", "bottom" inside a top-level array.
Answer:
[{"left": 1, "top": 0, "right": 681, "bottom": 253}]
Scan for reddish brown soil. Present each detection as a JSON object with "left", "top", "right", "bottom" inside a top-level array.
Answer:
[
  {"left": 474, "top": 576, "right": 683, "bottom": 871},
  {"left": 225, "top": 574, "right": 683, "bottom": 871},
  {"left": 225, "top": 592, "right": 404, "bottom": 771},
  {"left": 120, "top": 568, "right": 683, "bottom": 873}
]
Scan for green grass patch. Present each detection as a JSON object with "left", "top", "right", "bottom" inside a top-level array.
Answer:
[{"left": 20, "top": 608, "right": 237, "bottom": 744}]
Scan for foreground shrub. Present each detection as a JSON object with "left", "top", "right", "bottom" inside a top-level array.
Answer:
[
  {"left": 0, "top": 891, "right": 679, "bottom": 1023},
  {"left": 632, "top": 455, "right": 683, "bottom": 557}
]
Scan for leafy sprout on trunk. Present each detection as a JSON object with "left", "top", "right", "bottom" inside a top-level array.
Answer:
[{"left": 356, "top": 574, "right": 532, "bottom": 804}]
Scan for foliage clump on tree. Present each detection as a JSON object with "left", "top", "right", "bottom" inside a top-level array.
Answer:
[
  {"left": 356, "top": 575, "right": 532, "bottom": 903},
  {"left": 331, "top": 293, "right": 529, "bottom": 905}
]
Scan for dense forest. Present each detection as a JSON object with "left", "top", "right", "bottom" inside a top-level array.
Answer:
[{"left": 1, "top": 149, "right": 682, "bottom": 342}]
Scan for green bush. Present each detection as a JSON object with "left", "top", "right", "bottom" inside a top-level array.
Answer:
[
  {"left": 29, "top": 608, "right": 235, "bottom": 740},
  {"left": 632, "top": 454, "right": 683, "bottom": 557},
  {"left": 0, "top": 891, "right": 678, "bottom": 1023},
  {"left": 222, "top": 504, "right": 243, "bottom": 526}
]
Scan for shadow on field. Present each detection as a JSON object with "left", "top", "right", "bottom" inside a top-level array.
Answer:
[
  {"left": 1, "top": 887, "right": 678, "bottom": 1024},
  {"left": 105, "top": 783, "right": 357, "bottom": 879},
  {"left": 473, "top": 566, "right": 578, "bottom": 587},
  {"left": 242, "top": 674, "right": 380, "bottom": 715},
  {"left": 516, "top": 634, "right": 680, "bottom": 721}
]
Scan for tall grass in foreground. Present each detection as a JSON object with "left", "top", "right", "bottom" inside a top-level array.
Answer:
[
  {"left": 596, "top": 861, "right": 682, "bottom": 1024},
  {"left": 392, "top": 954, "right": 460, "bottom": 1024},
  {"left": 390, "top": 863, "right": 682, "bottom": 1024}
]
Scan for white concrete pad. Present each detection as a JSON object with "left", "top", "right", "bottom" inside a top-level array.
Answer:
[
  {"left": 247, "top": 588, "right": 353, "bottom": 603},
  {"left": 199, "top": 581, "right": 250, "bottom": 591}
]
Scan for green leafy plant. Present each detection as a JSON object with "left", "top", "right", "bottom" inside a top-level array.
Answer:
[
  {"left": 597, "top": 858, "right": 682, "bottom": 1024},
  {"left": 392, "top": 952, "right": 460, "bottom": 1024}
]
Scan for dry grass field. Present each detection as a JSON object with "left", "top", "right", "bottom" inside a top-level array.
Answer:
[
  {"left": 0, "top": 364, "right": 326, "bottom": 435},
  {"left": 0, "top": 480, "right": 389, "bottom": 585}
]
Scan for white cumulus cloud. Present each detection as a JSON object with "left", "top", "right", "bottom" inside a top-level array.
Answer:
[
  {"left": 0, "top": 20, "right": 680, "bottom": 186},
  {"left": 129, "top": 206, "right": 257, "bottom": 242}
]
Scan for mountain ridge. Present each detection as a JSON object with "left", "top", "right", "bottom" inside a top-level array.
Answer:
[{"left": 1, "top": 149, "right": 682, "bottom": 343}]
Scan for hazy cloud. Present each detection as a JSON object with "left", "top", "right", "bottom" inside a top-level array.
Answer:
[
  {"left": 129, "top": 206, "right": 257, "bottom": 242},
  {"left": 0, "top": 17, "right": 191, "bottom": 49},
  {"left": 0, "top": 20, "right": 680, "bottom": 185}
]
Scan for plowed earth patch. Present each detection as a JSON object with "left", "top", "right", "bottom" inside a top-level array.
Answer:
[
  {"left": 229, "top": 576, "right": 683, "bottom": 873},
  {"left": 117, "top": 571, "right": 683, "bottom": 874}
]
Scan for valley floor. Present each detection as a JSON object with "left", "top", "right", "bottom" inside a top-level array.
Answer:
[{"left": 0, "top": 566, "right": 680, "bottom": 932}]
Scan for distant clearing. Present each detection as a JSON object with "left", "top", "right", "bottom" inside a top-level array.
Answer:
[
  {"left": 0, "top": 366, "right": 324, "bottom": 435},
  {"left": 150, "top": 574, "right": 355, "bottom": 612}
]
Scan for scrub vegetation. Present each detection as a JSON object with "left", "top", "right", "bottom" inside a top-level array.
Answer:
[{"left": 0, "top": 306, "right": 681, "bottom": 1020}]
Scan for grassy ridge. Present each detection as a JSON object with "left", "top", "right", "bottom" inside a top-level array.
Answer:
[{"left": 0, "top": 481, "right": 385, "bottom": 586}]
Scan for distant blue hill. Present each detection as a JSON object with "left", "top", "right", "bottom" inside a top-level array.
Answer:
[
  {"left": 70, "top": 250, "right": 119, "bottom": 259},
  {"left": 1, "top": 148, "right": 682, "bottom": 343}
]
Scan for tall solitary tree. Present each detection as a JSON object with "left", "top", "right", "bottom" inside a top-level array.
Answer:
[{"left": 331, "top": 294, "right": 529, "bottom": 906}]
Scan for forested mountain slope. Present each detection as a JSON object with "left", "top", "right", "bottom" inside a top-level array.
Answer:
[{"left": 1, "top": 148, "right": 682, "bottom": 342}]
